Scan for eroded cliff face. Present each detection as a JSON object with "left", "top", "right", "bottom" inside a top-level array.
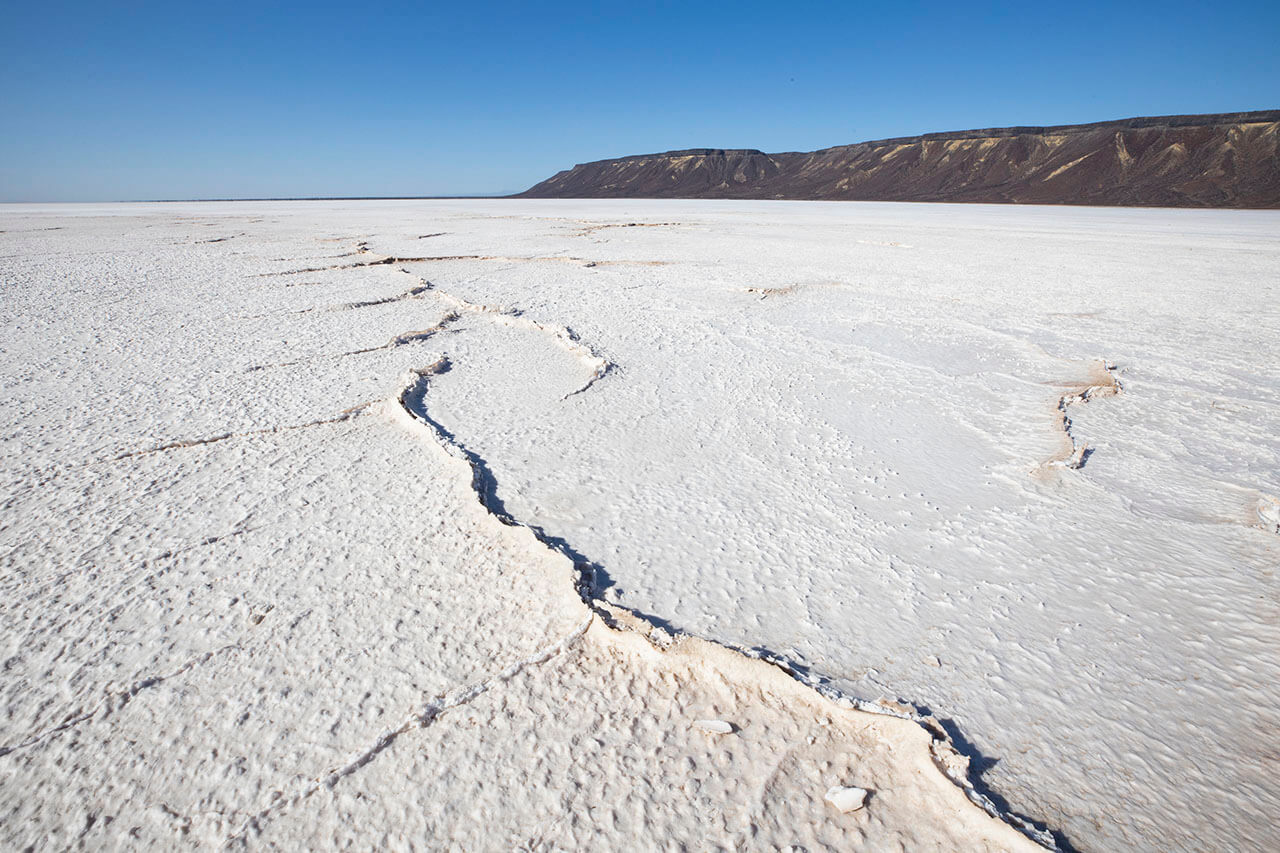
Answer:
[
  {"left": 524, "top": 148, "right": 786, "bottom": 199},
  {"left": 518, "top": 111, "right": 1280, "bottom": 207}
]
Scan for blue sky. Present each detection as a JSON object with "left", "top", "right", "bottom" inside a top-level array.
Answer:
[{"left": 2, "top": 1, "right": 1277, "bottom": 201}]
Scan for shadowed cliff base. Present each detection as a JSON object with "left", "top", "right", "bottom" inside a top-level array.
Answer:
[{"left": 516, "top": 111, "right": 1280, "bottom": 208}]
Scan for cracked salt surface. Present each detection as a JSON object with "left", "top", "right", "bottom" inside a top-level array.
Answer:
[
  {"left": 1, "top": 199, "right": 1276, "bottom": 851},
  {"left": 0, "top": 202, "right": 1034, "bottom": 851},
  {"left": 386, "top": 200, "right": 1279, "bottom": 852}
]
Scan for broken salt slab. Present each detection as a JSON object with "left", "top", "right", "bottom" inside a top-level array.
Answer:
[
  {"left": 825, "top": 785, "right": 869, "bottom": 813},
  {"left": 692, "top": 719, "right": 733, "bottom": 734}
]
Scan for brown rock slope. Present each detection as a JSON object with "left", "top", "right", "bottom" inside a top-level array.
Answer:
[{"left": 518, "top": 111, "right": 1280, "bottom": 207}]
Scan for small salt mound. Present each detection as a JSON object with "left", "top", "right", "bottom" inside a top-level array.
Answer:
[
  {"left": 692, "top": 719, "right": 733, "bottom": 734},
  {"left": 1257, "top": 495, "right": 1280, "bottom": 533},
  {"left": 825, "top": 785, "right": 869, "bottom": 813}
]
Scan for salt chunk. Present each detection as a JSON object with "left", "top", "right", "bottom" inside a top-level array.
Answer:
[
  {"left": 824, "top": 785, "right": 868, "bottom": 813},
  {"left": 1257, "top": 495, "right": 1280, "bottom": 533},
  {"left": 693, "top": 719, "right": 733, "bottom": 734}
]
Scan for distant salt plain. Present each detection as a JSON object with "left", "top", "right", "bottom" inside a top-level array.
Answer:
[{"left": 1, "top": 200, "right": 1277, "bottom": 851}]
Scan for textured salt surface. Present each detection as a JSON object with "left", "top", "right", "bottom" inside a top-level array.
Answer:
[
  {"left": 1, "top": 199, "right": 1277, "bottom": 852},
  {"left": 383, "top": 201, "right": 1280, "bottom": 852},
  {"left": 0, "top": 202, "right": 1035, "bottom": 851}
]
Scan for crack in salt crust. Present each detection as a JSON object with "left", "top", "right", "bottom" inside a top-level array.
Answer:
[
  {"left": 258, "top": 253, "right": 667, "bottom": 277},
  {"left": 0, "top": 646, "right": 241, "bottom": 758},
  {"left": 223, "top": 617, "right": 593, "bottom": 846},
  {"left": 1042, "top": 360, "right": 1123, "bottom": 471},
  {"left": 387, "top": 334, "right": 1056, "bottom": 849},
  {"left": 114, "top": 406, "right": 370, "bottom": 460}
]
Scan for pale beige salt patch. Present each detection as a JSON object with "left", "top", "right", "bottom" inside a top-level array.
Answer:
[{"left": 249, "top": 613, "right": 1037, "bottom": 851}]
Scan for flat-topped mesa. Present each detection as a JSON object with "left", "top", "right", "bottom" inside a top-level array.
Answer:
[
  {"left": 522, "top": 148, "right": 785, "bottom": 200},
  {"left": 517, "top": 110, "right": 1280, "bottom": 207}
]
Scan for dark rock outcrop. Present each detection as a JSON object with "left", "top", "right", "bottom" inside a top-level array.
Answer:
[{"left": 517, "top": 111, "right": 1280, "bottom": 207}]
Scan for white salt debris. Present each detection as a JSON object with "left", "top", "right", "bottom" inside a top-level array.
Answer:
[
  {"left": 932, "top": 743, "right": 971, "bottom": 778},
  {"left": 693, "top": 719, "right": 733, "bottom": 734},
  {"left": 1257, "top": 495, "right": 1280, "bottom": 533},
  {"left": 648, "top": 626, "right": 673, "bottom": 646},
  {"left": 825, "top": 785, "right": 869, "bottom": 813}
]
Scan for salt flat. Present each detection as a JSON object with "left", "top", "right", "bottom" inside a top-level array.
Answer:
[{"left": 1, "top": 200, "right": 1276, "bottom": 851}]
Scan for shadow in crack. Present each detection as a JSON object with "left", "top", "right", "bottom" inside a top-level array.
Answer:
[
  {"left": 924, "top": 714, "right": 1079, "bottom": 853},
  {"left": 401, "top": 363, "right": 620, "bottom": 613}
]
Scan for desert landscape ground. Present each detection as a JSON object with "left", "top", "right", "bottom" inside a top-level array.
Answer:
[{"left": 1, "top": 200, "right": 1277, "bottom": 851}]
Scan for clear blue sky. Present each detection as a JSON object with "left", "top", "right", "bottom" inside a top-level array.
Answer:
[{"left": 2, "top": 0, "right": 1277, "bottom": 201}]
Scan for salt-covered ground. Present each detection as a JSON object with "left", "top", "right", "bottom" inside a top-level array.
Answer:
[{"left": 1, "top": 200, "right": 1276, "bottom": 851}]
